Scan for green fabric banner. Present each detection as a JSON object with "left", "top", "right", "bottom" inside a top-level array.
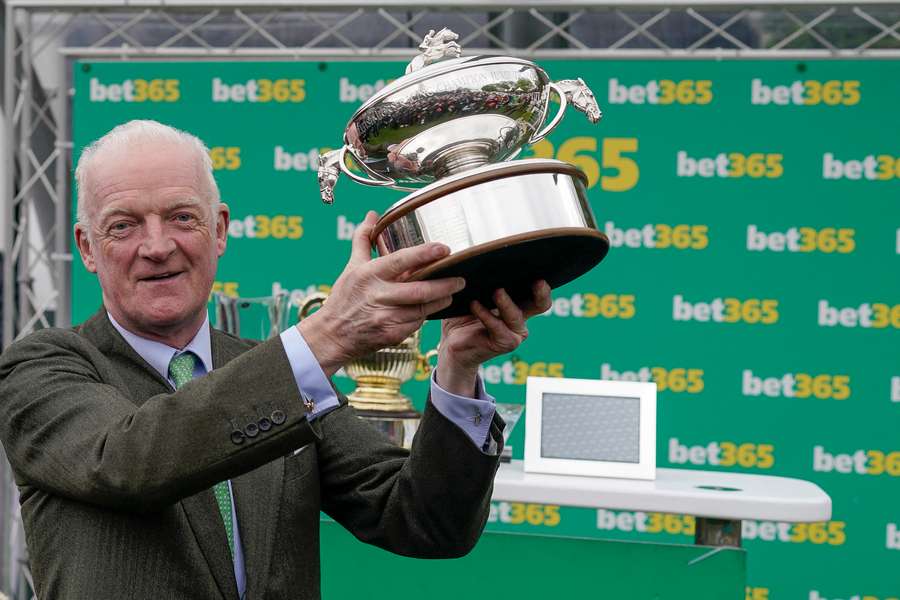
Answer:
[{"left": 73, "top": 59, "right": 900, "bottom": 599}]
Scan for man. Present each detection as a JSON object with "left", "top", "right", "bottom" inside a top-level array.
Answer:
[{"left": 0, "top": 120, "right": 550, "bottom": 599}]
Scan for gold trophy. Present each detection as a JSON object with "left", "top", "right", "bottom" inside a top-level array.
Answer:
[{"left": 299, "top": 293, "right": 437, "bottom": 448}]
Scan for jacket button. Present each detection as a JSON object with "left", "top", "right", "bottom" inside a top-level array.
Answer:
[
  {"left": 271, "top": 410, "right": 286, "bottom": 425},
  {"left": 258, "top": 416, "right": 272, "bottom": 432},
  {"left": 244, "top": 422, "right": 260, "bottom": 438},
  {"left": 230, "top": 430, "right": 245, "bottom": 445}
]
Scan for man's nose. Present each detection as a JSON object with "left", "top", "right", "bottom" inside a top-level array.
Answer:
[{"left": 137, "top": 219, "right": 177, "bottom": 261}]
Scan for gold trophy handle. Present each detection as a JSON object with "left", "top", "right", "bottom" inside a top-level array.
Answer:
[
  {"left": 417, "top": 347, "right": 440, "bottom": 378},
  {"left": 297, "top": 292, "right": 329, "bottom": 320}
]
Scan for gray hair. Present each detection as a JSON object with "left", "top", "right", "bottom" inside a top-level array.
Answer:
[{"left": 74, "top": 119, "right": 220, "bottom": 229}]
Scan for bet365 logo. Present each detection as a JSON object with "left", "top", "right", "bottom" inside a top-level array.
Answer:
[
  {"left": 89, "top": 78, "right": 180, "bottom": 102},
  {"left": 212, "top": 77, "right": 306, "bottom": 103},
  {"left": 608, "top": 78, "right": 713, "bottom": 105},
  {"left": 747, "top": 225, "right": 855, "bottom": 253},
  {"left": 605, "top": 221, "right": 708, "bottom": 250},
  {"left": 669, "top": 438, "right": 775, "bottom": 469},
  {"left": 673, "top": 295, "right": 779, "bottom": 325},
  {"left": 818, "top": 300, "right": 900, "bottom": 328},
  {"left": 823, "top": 153, "right": 900, "bottom": 181},
  {"left": 750, "top": 79, "right": 861, "bottom": 105},
  {"left": 677, "top": 151, "right": 783, "bottom": 178}
]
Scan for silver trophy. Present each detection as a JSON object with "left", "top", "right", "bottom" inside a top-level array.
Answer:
[{"left": 318, "top": 28, "right": 608, "bottom": 318}]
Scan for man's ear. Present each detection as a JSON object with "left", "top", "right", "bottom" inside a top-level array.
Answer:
[
  {"left": 74, "top": 225, "right": 97, "bottom": 273},
  {"left": 215, "top": 203, "right": 230, "bottom": 257}
]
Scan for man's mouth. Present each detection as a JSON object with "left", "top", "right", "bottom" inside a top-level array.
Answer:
[{"left": 140, "top": 271, "right": 183, "bottom": 282}]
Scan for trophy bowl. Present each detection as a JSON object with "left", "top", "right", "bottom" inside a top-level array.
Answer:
[{"left": 319, "top": 28, "right": 608, "bottom": 318}]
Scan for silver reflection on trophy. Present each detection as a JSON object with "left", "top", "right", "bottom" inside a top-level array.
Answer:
[{"left": 318, "top": 27, "right": 608, "bottom": 319}]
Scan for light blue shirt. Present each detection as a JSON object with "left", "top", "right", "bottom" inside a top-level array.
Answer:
[{"left": 108, "top": 312, "right": 495, "bottom": 597}]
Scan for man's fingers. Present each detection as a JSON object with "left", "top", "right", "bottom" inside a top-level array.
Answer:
[
  {"left": 372, "top": 243, "right": 452, "bottom": 281},
  {"left": 349, "top": 211, "right": 379, "bottom": 267},
  {"left": 376, "top": 277, "right": 465, "bottom": 306},
  {"left": 493, "top": 288, "right": 527, "bottom": 336},
  {"left": 470, "top": 298, "right": 524, "bottom": 343},
  {"left": 524, "top": 280, "right": 552, "bottom": 317}
]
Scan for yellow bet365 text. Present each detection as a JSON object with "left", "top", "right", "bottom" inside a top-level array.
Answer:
[
  {"left": 605, "top": 221, "right": 708, "bottom": 250},
  {"left": 542, "top": 293, "right": 635, "bottom": 319},
  {"left": 746, "top": 588, "right": 769, "bottom": 600},
  {"left": 476, "top": 360, "right": 565, "bottom": 385},
  {"left": 669, "top": 438, "right": 775, "bottom": 469},
  {"left": 742, "top": 370, "right": 850, "bottom": 400},
  {"left": 818, "top": 300, "right": 900, "bottom": 329},
  {"left": 601, "top": 363, "right": 704, "bottom": 394},
  {"left": 210, "top": 281, "right": 239, "bottom": 298},
  {"left": 212, "top": 77, "right": 306, "bottom": 103},
  {"left": 210, "top": 147, "right": 241, "bottom": 171},
  {"left": 227, "top": 215, "right": 304, "bottom": 240},
  {"left": 526, "top": 137, "right": 639, "bottom": 192},
  {"left": 489, "top": 502, "right": 561, "bottom": 527},
  {"left": 747, "top": 225, "right": 855, "bottom": 253},
  {"left": 89, "top": 78, "right": 180, "bottom": 103},
  {"left": 751, "top": 79, "right": 861, "bottom": 106},
  {"left": 673, "top": 295, "right": 779, "bottom": 324},
  {"left": 677, "top": 151, "right": 783, "bottom": 178},
  {"left": 813, "top": 446, "right": 900, "bottom": 476},
  {"left": 608, "top": 78, "right": 713, "bottom": 105},
  {"left": 743, "top": 520, "right": 847, "bottom": 545},
  {"left": 596, "top": 509, "right": 696, "bottom": 536}
]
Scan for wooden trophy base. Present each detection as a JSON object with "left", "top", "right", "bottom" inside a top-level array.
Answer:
[{"left": 411, "top": 227, "right": 609, "bottom": 319}]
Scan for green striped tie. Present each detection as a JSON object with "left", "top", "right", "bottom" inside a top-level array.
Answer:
[{"left": 169, "top": 352, "right": 235, "bottom": 557}]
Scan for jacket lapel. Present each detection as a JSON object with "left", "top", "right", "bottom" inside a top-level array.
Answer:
[
  {"left": 181, "top": 491, "right": 241, "bottom": 600},
  {"left": 232, "top": 458, "right": 284, "bottom": 596},
  {"left": 212, "top": 329, "right": 285, "bottom": 596}
]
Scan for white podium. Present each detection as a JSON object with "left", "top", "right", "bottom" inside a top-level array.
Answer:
[{"left": 493, "top": 460, "right": 831, "bottom": 546}]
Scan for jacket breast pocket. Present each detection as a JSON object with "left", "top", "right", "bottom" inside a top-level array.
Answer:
[{"left": 284, "top": 444, "right": 315, "bottom": 482}]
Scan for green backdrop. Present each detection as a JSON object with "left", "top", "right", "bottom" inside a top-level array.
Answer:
[{"left": 72, "top": 59, "right": 900, "bottom": 600}]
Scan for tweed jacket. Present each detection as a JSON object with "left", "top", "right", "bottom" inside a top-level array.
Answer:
[{"left": 0, "top": 309, "right": 503, "bottom": 599}]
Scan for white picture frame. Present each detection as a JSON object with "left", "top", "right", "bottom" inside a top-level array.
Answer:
[{"left": 524, "top": 376, "right": 656, "bottom": 480}]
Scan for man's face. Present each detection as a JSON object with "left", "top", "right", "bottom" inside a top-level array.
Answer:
[{"left": 75, "top": 141, "right": 229, "bottom": 342}]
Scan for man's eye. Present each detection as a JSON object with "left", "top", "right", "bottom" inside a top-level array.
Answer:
[
  {"left": 109, "top": 222, "right": 132, "bottom": 232},
  {"left": 174, "top": 213, "right": 194, "bottom": 223}
]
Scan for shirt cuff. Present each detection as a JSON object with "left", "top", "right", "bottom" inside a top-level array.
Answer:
[
  {"left": 279, "top": 325, "right": 340, "bottom": 421},
  {"left": 429, "top": 370, "right": 496, "bottom": 450}
]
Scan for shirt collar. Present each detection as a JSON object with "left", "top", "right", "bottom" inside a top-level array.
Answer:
[{"left": 107, "top": 311, "right": 213, "bottom": 380}]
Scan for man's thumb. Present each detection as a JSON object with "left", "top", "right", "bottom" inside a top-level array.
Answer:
[{"left": 349, "top": 211, "right": 378, "bottom": 265}]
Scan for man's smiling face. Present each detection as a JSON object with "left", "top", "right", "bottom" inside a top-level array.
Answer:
[{"left": 75, "top": 140, "right": 229, "bottom": 345}]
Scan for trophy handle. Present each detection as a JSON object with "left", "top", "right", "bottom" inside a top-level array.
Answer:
[
  {"left": 297, "top": 292, "right": 329, "bottom": 320},
  {"left": 318, "top": 146, "right": 398, "bottom": 205},
  {"left": 417, "top": 347, "right": 440, "bottom": 378},
  {"left": 529, "top": 79, "right": 603, "bottom": 145},
  {"left": 529, "top": 82, "right": 569, "bottom": 145}
]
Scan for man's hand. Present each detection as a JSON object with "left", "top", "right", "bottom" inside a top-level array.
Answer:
[
  {"left": 436, "top": 281, "right": 552, "bottom": 397},
  {"left": 298, "top": 211, "right": 465, "bottom": 376}
]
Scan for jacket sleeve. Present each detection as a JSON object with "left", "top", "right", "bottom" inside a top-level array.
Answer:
[
  {"left": 316, "top": 398, "right": 504, "bottom": 558},
  {"left": 0, "top": 328, "right": 319, "bottom": 513}
]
